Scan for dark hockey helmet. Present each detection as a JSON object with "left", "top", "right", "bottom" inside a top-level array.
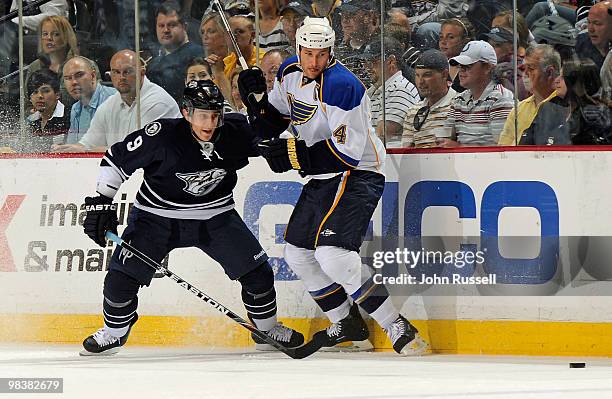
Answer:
[
  {"left": 182, "top": 79, "right": 225, "bottom": 128},
  {"left": 182, "top": 79, "right": 225, "bottom": 111}
]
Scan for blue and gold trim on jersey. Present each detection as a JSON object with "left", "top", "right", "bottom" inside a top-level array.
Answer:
[
  {"left": 287, "top": 93, "right": 318, "bottom": 126},
  {"left": 326, "top": 138, "right": 359, "bottom": 168}
]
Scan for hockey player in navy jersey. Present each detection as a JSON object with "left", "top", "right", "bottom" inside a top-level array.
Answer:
[
  {"left": 80, "top": 80, "right": 304, "bottom": 356},
  {"left": 237, "top": 17, "right": 428, "bottom": 355}
]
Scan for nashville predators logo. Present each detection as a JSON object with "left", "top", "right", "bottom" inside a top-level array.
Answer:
[
  {"left": 287, "top": 93, "right": 317, "bottom": 126},
  {"left": 176, "top": 169, "right": 226, "bottom": 196}
]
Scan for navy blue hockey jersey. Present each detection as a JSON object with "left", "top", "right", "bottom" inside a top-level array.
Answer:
[{"left": 95, "top": 114, "right": 258, "bottom": 220}]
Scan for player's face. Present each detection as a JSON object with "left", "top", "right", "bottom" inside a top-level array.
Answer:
[
  {"left": 184, "top": 109, "right": 221, "bottom": 141},
  {"left": 40, "top": 21, "right": 66, "bottom": 55},
  {"left": 30, "top": 84, "right": 59, "bottom": 113},
  {"left": 439, "top": 24, "right": 465, "bottom": 59},
  {"left": 157, "top": 12, "right": 187, "bottom": 51},
  {"left": 63, "top": 60, "right": 96, "bottom": 101},
  {"left": 185, "top": 65, "right": 212, "bottom": 84},
  {"left": 299, "top": 47, "right": 330, "bottom": 79}
]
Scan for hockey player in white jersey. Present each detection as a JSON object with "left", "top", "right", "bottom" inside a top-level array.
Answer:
[{"left": 238, "top": 17, "right": 428, "bottom": 355}]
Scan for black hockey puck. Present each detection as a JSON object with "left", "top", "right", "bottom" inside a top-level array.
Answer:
[{"left": 569, "top": 362, "right": 586, "bottom": 368}]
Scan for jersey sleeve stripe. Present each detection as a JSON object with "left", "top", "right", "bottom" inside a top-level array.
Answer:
[{"left": 325, "top": 139, "right": 359, "bottom": 167}]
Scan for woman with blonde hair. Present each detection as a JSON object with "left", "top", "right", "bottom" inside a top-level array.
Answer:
[
  {"left": 439, "top": 17, "right": 475, "bottom": 93},
  {"left": 25, "top": 15, "right": 79, "bottom": 111}
]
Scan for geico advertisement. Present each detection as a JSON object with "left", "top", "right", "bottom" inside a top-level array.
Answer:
[{"left": 2, "top": 153, "right": 612, "bottom": 294}]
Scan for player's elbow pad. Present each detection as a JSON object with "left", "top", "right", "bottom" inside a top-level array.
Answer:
[
  {"left": 250, "top": 102, "right": 290, "bottom": 139},
  {"left": 302, "top": 140, "right": 356, "bottom": 175}
]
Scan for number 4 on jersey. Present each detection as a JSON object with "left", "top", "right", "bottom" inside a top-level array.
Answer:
[{"left": 332, "top": 125, "right": 347, "bottom": 144}]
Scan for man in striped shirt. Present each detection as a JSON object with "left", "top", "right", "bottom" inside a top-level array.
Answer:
[
  {"left": 402, "top": 50, "right": 457, "bottom": 148},
  {"left": 440, "top": 40, "right": 514, "bottom": 147},
  {"left": 360, "top": 37, "right": 420, "bottom": 148}
]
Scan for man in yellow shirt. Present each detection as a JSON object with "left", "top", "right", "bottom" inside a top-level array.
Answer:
[
  {"left": 498, "top": 44, "right": 561, "bottom": 146},
  {"left": 223, "top": 15, "right": 266, "bottom": 78}
]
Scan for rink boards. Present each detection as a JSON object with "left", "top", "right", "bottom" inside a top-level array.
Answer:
[{"left": 2, "top": 148, "right": 612, "bottom": 356}]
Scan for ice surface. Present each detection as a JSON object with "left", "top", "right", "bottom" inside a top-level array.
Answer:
[{"left": 1, "top": 344, "right": 612, "bottom": 399}]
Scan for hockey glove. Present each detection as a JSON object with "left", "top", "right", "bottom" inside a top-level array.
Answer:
[
  {"left": 238, "top": 67, "right": 268, "bottom": 116},
  {"left": 257, "top": 137, "right": 310, "bottom": 173},
  {"left": 83, "top": 195, "right": 118, "bottom": 247}
]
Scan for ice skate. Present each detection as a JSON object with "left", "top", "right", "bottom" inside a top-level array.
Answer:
[
  {"left": 312, "top": 303, "right": 370, "bottom": 348},
  {"left": 252, "top": 322, "right": 305, "bottom": 351},
  {"left": 384, "top": 314, "right": 428, "bottom": 356},
  {"left": 80, "top": 314, "right": 139, "bottom": 356}
]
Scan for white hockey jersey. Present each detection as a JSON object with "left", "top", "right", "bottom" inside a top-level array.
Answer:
[{"left": 268, "top": 56, "right": 386, "bottom": 177}]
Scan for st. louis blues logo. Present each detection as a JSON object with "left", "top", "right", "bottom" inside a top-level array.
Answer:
[
  {"left": 287, "top": 93, "right": 317, "bottom": 126},
  {"left": 176, "top": 169, "right": 226, "bottom": 196}
]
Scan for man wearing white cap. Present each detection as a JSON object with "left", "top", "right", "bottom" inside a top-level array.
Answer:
[{"left": 438, "top": 40, "right": 514, "bottom": 147}]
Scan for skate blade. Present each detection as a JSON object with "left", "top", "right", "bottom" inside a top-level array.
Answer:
[
  {"left": 79, "top": 347, "right": 120, "bottom": 357},
  {"left": 399, "top": 334, "right": 429, "bottom": 356},
  {"left": 320, "top": 339, "right": 374, "bottom": 352}
]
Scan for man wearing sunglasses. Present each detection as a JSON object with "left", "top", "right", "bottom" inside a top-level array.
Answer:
[{"left": 402, "top": 49, "right": 457, "bottom": 148}]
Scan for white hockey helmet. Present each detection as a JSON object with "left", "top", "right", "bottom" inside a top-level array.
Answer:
[{"left": 296, "top": 17, "right": 335, "bottom": 58}]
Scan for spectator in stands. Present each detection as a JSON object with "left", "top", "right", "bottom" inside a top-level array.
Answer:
[
  {"left": 439, "top": 18, "right": 475, "bottom": 93},
  {"left": 409, "top": 0, "right": 469, "bottom": 49},
  {"left": 61, "top": 56, "right": 117, "bottom": 145},
  {"left": 387, "top": 7, "right": 411, "bottom": 31},
  {"left": 492, "top": 9, "right": 532, "bottom": 53},
  {"left": 260, "top": 49, "right": 291, "bottom": 92},
  {"left": 25, "top": 16, "right": 78, "bottom": 111},
  {"left": 531, "top": 15, "right": 578, "bottom": 62},
  {"left": 440, "top": 41, "right": 514, "bottom": 146},
  {"left": 384, "top": 22, "right": 420, "bottom": 84},
  {"left": 525, "top": 1, "right": 576, "bottom": 28},
  {"left": 256, "top": 0, "right": 290, "bottom": 51},
  {"left": 0, "top": 0, "right": 68, "bottom": 75},
  {"left": 53, "top": 49, "right": 181, "bottom": 152},
  {"left": 225, "top": 15, "right": 265, "bottom": 79},
  {"left": 185, "top": 57, "right": 214, "bottom": 84},
  {"left": 481, "top": 26, "right": 529, "bottom": 100},
  {"left": 498, "top": 44, "right": 561, "bottom": 145},
  {"left": 560, "top": 58, "right": 612, "bottom": 144},
  {"left": 26, "top": 69, "right": 70, "bottom": 152},
  {"left": 146, "top": 1, "right": 203, "bottom": 104},
  {"left": 185, "top": 57, "right": 235, "bottom": 112},
  {"left": 201, "top": 13, "right": 230, "bottom": 79},
  {"left": 360, "top": 38, "right": 420, "bottom": 147},
  {"left": 230, "top": 70, "right": 246, "bottom": 114},
  {"left": 336, "top": 0, "right": 380, "bottom": 86},
  {"left": 280, "top": 1, "right": 311, "bottom": 54},
  {"left": 576, "top": 2, "right": 612, "bottom": 70},
  {"left": 402, "top": 50, "right": 457, "bottom": 148}
]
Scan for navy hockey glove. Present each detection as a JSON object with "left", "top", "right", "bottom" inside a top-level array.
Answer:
[
  {"left": 257, "top": 137, "right": 310, "bottom": 173},
  {"left": 83, "top": 195, "right": 118, "bottom": 247},
  {"left": 238, "top": 67, "right": 268, "bottom": 115}
]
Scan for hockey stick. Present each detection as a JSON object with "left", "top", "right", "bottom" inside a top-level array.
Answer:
[
  {"left": 212, "top": 0, "right": 264, "bottom": 102},
  {"left": 105, "top": 231, "right": 320, "bottom": 359}
]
